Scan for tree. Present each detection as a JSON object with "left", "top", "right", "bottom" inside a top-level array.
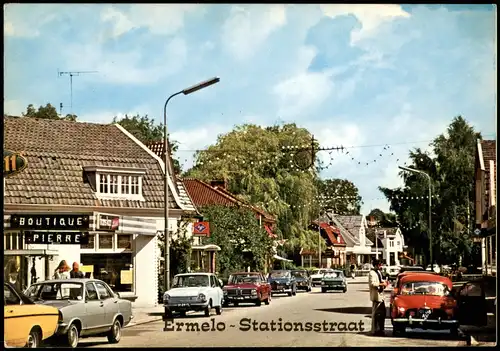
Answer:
[
  {"left": 366, "top": 208, "right": 398, "bottom": 227},
  {"left": 379, "top": 116, "right": 481, "bottom": 266},
  {"left": 316, "top": 178, "right": 363, "bottom": 215},
  {"left": 22, "top": 103, "right": 77, "bottom": 121},
  {"left": 185, "top": 123, "right": 321, "bottom": 254},
  {"left": 112, "top": 114, "right": 181, "bottom": 174},
  {"left": 199, "top": 205, "right": 274, "bottom": 277}
]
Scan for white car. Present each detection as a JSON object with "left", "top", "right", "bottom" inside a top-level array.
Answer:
[
  {"left": 163, "top": 273, "right": 224, "bottom": 318},
  {"left": 383, "top": 265, "right": 401, "bottom": 281},
  {"left": 310, "top": 269, "right": 333, "bottom": 286}
]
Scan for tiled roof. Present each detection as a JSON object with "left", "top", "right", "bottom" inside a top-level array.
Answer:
[
  {"left": 311, "top": 221, "right": 346, "bottom": 246},
  {"left": 3, "top": 116, "right": 179, "bottom": 209},
  {"left": 183, "top": 178, "right": 275, "bottom": 223},
  {"left": 481, "top": 140, "right": 496, "bottom": 165},
  {"left": 366, "top": 228, "right": 385, "bottom": 248}
]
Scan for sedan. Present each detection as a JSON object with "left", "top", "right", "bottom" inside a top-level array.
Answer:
[
  {"left": 25, "top": 279, "right": 133, "bottom": 348},
  {"left": 321, "top": 270, "right": 347, "bottom": 293}
]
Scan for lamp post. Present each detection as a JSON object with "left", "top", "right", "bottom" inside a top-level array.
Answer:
[
  {"left": 398, "top": 166, "right": 432, "bottom": 268},
  {"left": 163, "top": 77, "right": 220, "bottom": 292}
]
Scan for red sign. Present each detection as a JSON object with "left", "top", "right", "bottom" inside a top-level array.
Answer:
[{"left": 193, "top": 221, "right": 210, "bottom": 236}]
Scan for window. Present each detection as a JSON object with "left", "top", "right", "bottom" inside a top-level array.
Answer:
[
  {"left": 81, "top": 254, "right": 133, "bottom": 292},
  {"left": 85, "top": 283, "right": 98, "bottom": 301},
  {"left": 131, "top": 176, "right": 139, "bottom": 194},
  {"left": 397, "top": 241, "right": 400, "bottom": 247},
  {"left": 110, "top": 175, "right": 119, "bottom": 194},
  {"left": 95, "top": 282, "right": 112, "bottom": 299},
  {"left": 122, "top": 175, "right": 130, "bottom": 194},
  {"left": 97, "top": 174, "right": 142, "bottom": 197},
  {"left": 81, "top": 234, "right": 95, "bottom": 249},
  {"left": 4, "top": 284, "right": 21, "bottom": 305},
  {"left": 117, "top": 235, "right": 132, "bottom": 249},
  {"left": 99, "top": 234, "right": 113, "bottom": 249},
  {"left": 99, "top": 174, "right": 108, "bottom": 193}
]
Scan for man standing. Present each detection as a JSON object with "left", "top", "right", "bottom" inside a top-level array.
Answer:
[
  {"left": 368, "top": 259, "right": 388, "bottom": 336},
  {"left": 70, "top": 262, "right": 85, "bottom": 279}
]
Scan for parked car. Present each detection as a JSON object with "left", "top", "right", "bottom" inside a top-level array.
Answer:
[
  {"left": 223, "top": 272, "right": 271, "bottom": 306},
  {"left": 268, "top": 270, "right": 297, "bottom": 296},
  {"left": 399, "top": 265, "right": 425, "bottom": 274},
  {"left": 383, "top": 265, "right": 401, "bottom": 281},
  {"left": 310, "top": 268, "right": 332, "bottom": 286},
  {"left": 426, "top": 264, "right": 441, "bottom": 273},
  {"left": 390, "top": 272, "right": 439, "bottom": 312},
  {"left": 291, "top": 270, "right": 312, "bottom": 292},
  {"left": 4, "top": 282, "right": 59, "bottom": 348},
  {"left": 163, "top": 273, "right": 224, "bottom": 318},
  {"left": 321, "top": 270, "right": 347, "bottom": 293},
  {"left": 24, "top": 279, "right": 133, "bottom": 348}
]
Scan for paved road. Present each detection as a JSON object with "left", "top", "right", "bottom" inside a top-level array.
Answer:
[{"left": 81, "top": 281, "right": 466, "bottom": 347}]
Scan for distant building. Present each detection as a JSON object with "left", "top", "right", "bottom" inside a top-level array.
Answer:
[{"left": 366, "top": 227, "right": 405, "bottom": 266}]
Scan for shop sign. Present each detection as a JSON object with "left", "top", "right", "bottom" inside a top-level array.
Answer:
[
  {"left": 97, "top": 214, "right": 120, "bottom": 231},
  {"left": 25, "top": 231, "right": 90, "bottom": 245},
  {"left": 10, "top": 214, "right": 90, "bottom": 230},
  {"left": 4, "top": 150, "right": 28, "bottom": 178},
  {"left": 193, "top": 221, "right": 210, "bottom": 236}
]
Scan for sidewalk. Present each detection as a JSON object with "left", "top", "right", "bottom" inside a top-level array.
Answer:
[
  {"left": 126, "top": 306, "right": 165, "bottom": 328},
  {"left": 458, "top": 314, "right": 497, "bottom": 346}
]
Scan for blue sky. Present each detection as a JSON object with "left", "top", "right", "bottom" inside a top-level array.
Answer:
[{"left": 4, "top": 4, "right": 496, "bottom": 214}]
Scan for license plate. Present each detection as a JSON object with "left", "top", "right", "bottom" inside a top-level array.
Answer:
[
  {"left": 235, "top": 297, "right": 244, "bottom": 300},
  {"left": 178, "top": 303, "right": 189, "bottom": 307}
]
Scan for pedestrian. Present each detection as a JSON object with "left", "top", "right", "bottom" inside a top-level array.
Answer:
[
  {"left": 70, "top": 262, "right": 85, "bottom": 279},
  {"left": 350, "top": 264, "right": 356, "bottom": 279},
  {"left": 53, "top": 260, "right": 71, "bottom": 279},
  {"left": 368, "top": 259, "right": 388, "bottom": 336}
]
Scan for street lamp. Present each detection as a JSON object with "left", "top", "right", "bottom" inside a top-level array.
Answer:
[
  {"left": 398, "top": 166, "right": 433, "bottom": 267},
  {"left": 163, "top": 77, "right": 220, "bottom": 292}
]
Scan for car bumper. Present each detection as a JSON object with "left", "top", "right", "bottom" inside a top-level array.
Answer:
[
  {"left": 393, "top": 317, "right": 458, "bottom": 328},
  {"left": 296, "top": 285, "right": 310, "bottom": 290},
  {"left": 225, "top": 295, "right": 258, "bottom": 302},
  {"left": 163, "top": 302, "right": 209, "bottom": 314},
  {"left": 271, "top": 287, "right": 292, "bottom": 294},
  {"left": 322, "top": 285, "right": 346, "bottom": 290},
  {"left": 55, "top": 322, "right": 69, "bottom": 335}
]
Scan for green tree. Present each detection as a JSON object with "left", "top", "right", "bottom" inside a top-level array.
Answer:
[
  {"left": 379, "top": 116, "right": 481, "bottom": 266},
  {"left": 199, "top": 205, "right": 274, "bottom": 277},
  {"left": 316, "top": 178, "right": 363, "bottom": 215},
  {"left": 185, "top": 123, "right": 321, "bottom": 254},
  {"left": 22, "top": 103, "right": 77, "bottom": 121},
  {"left": 112, "top": 114, "right": 181, "bottom": 174},
  {"left": 366, "top": 208, "right": 398, "bottom": 227}
]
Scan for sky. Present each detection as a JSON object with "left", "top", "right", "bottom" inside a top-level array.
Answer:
[{"left": 4, "top": 4, "right": 497, "bottom": 215}]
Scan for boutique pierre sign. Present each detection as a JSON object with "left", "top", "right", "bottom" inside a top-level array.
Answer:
[{"left": 10, "top": 214, "right": 91, "bottom": 245}]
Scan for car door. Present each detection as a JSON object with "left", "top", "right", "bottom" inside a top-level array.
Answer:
[
  {"left": 84, "top": 282, "right": 106, "bottom": 331},
  {"left": 209, "top": 276, "right": 220, "bottom": 306},
  {"left": 4, "top": 283, "right": 30, "bottom": 347},
  {"left": 260, "top": 274, "right": 269, "bottom": 298},
  {"left": 95, "top": 281, "right": 117, "bottom": 327},
  {"left": 457, "top": 280, "right": 487, "bottom": 326}
]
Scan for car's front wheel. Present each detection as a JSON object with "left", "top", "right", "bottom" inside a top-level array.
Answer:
[
  {"left": 66, "top": 323, "right": 79, "bottom": 348},
  {"left": 107, "top": 319, "right": 122, "bottom": 344},
  {"left": 215, "top": 299, "right": 223, "bottom": 315},
  {"left": 204, "top": 301, "right": 212, "bottom": 317},
  {"left": 392, "top": 323, "right": 405, "bottom": 336},
  {"left": 26, "top": 328, "right": 41, "bottom": 348}
]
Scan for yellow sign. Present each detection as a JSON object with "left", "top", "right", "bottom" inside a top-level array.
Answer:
[
  {"left": 120, "top": 270, "right": 133, "bottom": 285},
  {"left": 80, "top": 265, "right": 94, "bottom": 273},
  {"left": 3, "top": 150, "right": 28, "bottom": 178}
]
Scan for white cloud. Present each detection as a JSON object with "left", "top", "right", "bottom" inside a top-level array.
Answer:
[
  {"left": 62, "top": 37, "right": 187, "bottom": 85},
  {"left": 4, "top": 99, "right": 27, "bottom": 116},
  {"left": 221, "top": 5, "right": 287, "bottom": 61},
  {"left": 4, "top": 4, "right": 61, "bottom": 38},
  {"left": 319, "top": 4, "right": 411, "bottom": 45},
  {"left": 100, "top": 4, "right": 202, "bottom": 39}
]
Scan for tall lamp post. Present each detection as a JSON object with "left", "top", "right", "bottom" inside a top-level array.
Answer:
[
  {"left": 398, "top": 166, "right": 432, "bottom": 267},
  {"left": 163, "top": 77, "right": 220, "bottom": 292}
]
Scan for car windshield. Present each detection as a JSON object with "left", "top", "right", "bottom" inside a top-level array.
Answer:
[
  {"left": 229, "top": 275, "right": 260, "bottom": 284},
  {"left": 400, "top": 281, "right": 450, "bottom": 296},
  {"left": 292, "top": 271, "right": 307, "bottom": 278},
  {"left": 270, "top": 271, "right": 290, "bottom": 278},
  {"left": 25, "top": 282, "right": 84, "bottom": 301},
  {"left": 172, "top": 275, "right": 210, "bottom": 288},
  {"left": 323, "top": 272, "right": 341, "bottom": 278},
  {"left": 311, "top": 270, "right": 321, "bottom": 275}
]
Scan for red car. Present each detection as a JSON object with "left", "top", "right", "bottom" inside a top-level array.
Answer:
[
  {"left": 391, "top": 273, "right": 459, "bottom": 336},
  {"left": 390, "top": 272, "right": 438, "bottom": 309},
  {"left": 222, "top": 272, "right": 271, "bottom": 307}
]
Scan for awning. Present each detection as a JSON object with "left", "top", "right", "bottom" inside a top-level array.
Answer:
[
  {"left": 273, "top": 254, "right": 293, "bottom": 262},
  {"left": 93, "top": 212, "right": 157, "bottom": 236},
  {"left": 4, "top": 249, "right": 59, "bottom": 256},
  {"left": 192, "top": 244, "right": 221, "bottom": 251}
]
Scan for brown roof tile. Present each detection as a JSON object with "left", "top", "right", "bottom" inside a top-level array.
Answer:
[{"left": 4, "top": 117, "right": 179, "bottom": 209}]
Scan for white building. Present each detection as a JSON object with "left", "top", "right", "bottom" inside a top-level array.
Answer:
[
  {"left": 370, "top": 227, "right": 405, "bottom": 266},
  {"left": 3, "top": 117, "right": 198, "bottom": 308}
]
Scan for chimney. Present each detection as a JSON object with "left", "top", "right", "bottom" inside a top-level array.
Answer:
[{"left": 210, "top": 179, "right": 228, "bottom": 190}]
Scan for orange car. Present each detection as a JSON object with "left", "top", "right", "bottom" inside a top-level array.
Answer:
[
  {"left": 390, "top": 272, "right": 438, "bottom": 309},
  {"left": 391, "top": 274, "right": 459, "bottom": 336}
]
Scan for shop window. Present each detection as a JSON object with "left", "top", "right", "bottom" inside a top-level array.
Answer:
[
  {"left": 80, "top": 253, "right": 134, "bottom": 292},
  {"left": 117, "top": 235, "right": 132, "bottom": 249},
  {"left": 99, "top": 234, "right": 113, "bottom": 249},
  {"left": 96, "top": 173, "right": 143, "bottom": 198},
  {"left": 81, "top": 234, "right": 95, "bottom": 249}
]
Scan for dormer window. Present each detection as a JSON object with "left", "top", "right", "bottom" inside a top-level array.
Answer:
[{"left": 84, "top": 166, "right": 147, "bottom": 201}]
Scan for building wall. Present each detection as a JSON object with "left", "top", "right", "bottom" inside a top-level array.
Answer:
[{"left": 133, "top": 234, "right": 158, "bottom": 307}]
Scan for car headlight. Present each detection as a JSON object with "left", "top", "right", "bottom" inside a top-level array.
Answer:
[
  {"left": 398, "top": 307, "right": 405, "bottom": 313},
  {"left": 321, "top": 281, "right": 325, "bottom": 285},
  {"left": 251, "top": 289, "right": 258, "bottom": 295},
  {"left": 198, "top": 293, "right": 207, "bottom": 302},
  {"left": 163, "top": 294, "right": 171, "bottom": 302}
]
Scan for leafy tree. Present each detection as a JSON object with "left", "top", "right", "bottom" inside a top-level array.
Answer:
[
  {"left": 112, "top": 114, "right": 181, "bottom": 174},
  {"left": 199, "top": 205, "right": 274, "bottom": 277},
  {"left": 366, "top": 208, "right": 398, "bottom": 227},
  {"left": 316, "top": 178, "right": 363, "bottom": 215},
  {"left": 185, "top": 123, "right": 322, "bottom": 254},
  {"left": 22, "top": 103, "right": 77, "bottom": 121},
  {"left": 379, "top": 116, "right": 481, "bottom": 266}
]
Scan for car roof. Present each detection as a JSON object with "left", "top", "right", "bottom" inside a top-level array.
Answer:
[
  {"left": 399, "top": 273, "right": 452, "bottom": 289},
  {"left": 231, "top": 272, "right": 261, "bottom": 275},
  {"left": 31, "top": 278, "right": 102, "bottom": 284},
  {"left": 175, "top": 273, "right": 213, "bottom": 276}
]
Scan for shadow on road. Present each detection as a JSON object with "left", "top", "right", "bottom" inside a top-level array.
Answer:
[
  {"left": 315, "top": 306, "right": 373, "bottom": 315},
  {"left": 71, "top": 341, "right": 109, "bottom": 348}
]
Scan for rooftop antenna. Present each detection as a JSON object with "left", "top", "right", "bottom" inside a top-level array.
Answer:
[
  {"left": 58, "top": 70, "right": 98, "bottom": 113},
  {"left": 59, "top": 102, "right": 63, "bottom": 116}
]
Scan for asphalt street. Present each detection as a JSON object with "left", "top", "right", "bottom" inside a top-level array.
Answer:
[{"left": 80, "top": 281, "right": 467, "bottom": 347}]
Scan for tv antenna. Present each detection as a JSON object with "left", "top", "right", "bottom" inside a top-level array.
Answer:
[{"left": 58, "top": 70, "right": 98, "bottom": 113}]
